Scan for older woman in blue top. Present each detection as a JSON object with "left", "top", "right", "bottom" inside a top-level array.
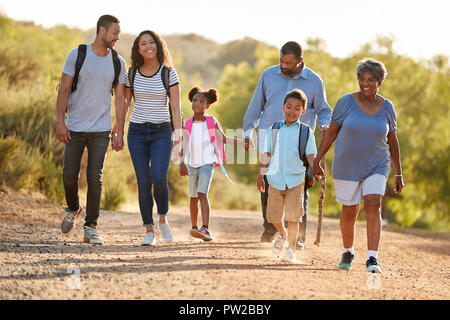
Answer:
[{"left": 313, "top": 58, "right": 404, "bottom": 274}]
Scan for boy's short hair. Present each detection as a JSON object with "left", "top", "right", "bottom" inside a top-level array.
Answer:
[
  {"left": 96, "top": 15, "right": 120, "bottom": 34},
  {"left": 283, "top": 89, "right": 307, "bottom": 108}
]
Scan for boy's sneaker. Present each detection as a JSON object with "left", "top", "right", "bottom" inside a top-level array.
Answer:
[
  {"left": 158, "top": 223, "right": 173, "bottom": 243},
  {"left": 366, "top": 256, "right": 382, "bottom": 273},
  {"left": 141, "top": 232, "right": 156, "bottom": 246},
  {"left": 61, "top": 207, "right": 83, "bottom": 236},
  {"left": 272, "top": 233, "right": 286, "bottom": 255},
  {"left": 83, "top": 226, "right": 104, "bottom": 245},
  {"left": 339, "top": 251, "right": 354, "bottom": 270},
  {"left": 281, "top": 248, "right": 296, "bottom": 264}
]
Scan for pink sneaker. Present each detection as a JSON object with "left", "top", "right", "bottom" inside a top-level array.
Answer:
[{"left": 191, "top": 227, "right": 213, "bottom": 241}]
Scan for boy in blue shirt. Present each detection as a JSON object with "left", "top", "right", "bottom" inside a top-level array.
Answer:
[{"left": 257, "top": 89, "right": 317, "bottom": 263}]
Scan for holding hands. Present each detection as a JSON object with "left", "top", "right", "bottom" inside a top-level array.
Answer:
[{"left": 111, "top": 132, "right": 124, "bottom": 151}]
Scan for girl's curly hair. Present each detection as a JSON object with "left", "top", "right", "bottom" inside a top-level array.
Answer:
[{"left": 188, "top": 86, "right": 218, "bottom": 105}]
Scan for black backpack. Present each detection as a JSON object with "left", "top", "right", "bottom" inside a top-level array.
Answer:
[
  {"left": 271, "top": 121, "right": 315, "bottom": 189},
  {"left": 71, "top": 44, "right": 121, "bottom": 93},
  {"left": 127, "top": 65, "right": 174, "bottom": 129}
]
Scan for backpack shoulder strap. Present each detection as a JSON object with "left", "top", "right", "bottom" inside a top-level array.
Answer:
[
  {"left": 111, "top": 48, "right": 121, "bottom": 89},
  {"left": 128, "top": 66, "right": 137, "bottom": 100},
  {"left": 161, "top": 65, "right": 173, "bottom": 129},
  {"left": 184, "top": 117, "right": 194, "bottom": 134},
  {"left": 270, "top": 121, "right": 283, "bottom": 155},
  {"left": 205, "top": 115, "right": 220, "bottom": 144},
  {"left": 71, "top": 44, "right": 87, "bottom": 93},
  {"left": 298, "top": 123, "right": 310, "bottom": 166},
  {"left": 161, "top": 65, "right": 171, "bottom": 98},
  {"left": 205, "top": 116, "right": 216, "bottom": 130}
]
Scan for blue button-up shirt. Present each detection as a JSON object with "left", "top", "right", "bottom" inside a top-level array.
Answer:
[
  {"left": 265, "top": 120, "right": 317, "bottom": 191},
  {"left": 243, "top": 63, "right": 331, "bottom": 153}
]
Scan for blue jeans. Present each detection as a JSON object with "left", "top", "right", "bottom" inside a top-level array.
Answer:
[
  {"left": 261, "top": 175, "right": 309, "bottom": 241},
  {"left": 63, "top": 131, "right": 110, "bottom": 228},
  {"left": 127, "top": 122, "right": 173, "bottom": 227}
]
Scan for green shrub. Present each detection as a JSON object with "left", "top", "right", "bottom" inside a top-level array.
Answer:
[{"left": 101, "top": 176, "right": 126, "bottom": 211}]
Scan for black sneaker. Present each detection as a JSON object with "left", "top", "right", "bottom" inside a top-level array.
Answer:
[
  {"left": 366, "top": 256, "right": 382, "bottom": 273},
  {"left": 338, "top": 252, "right": 354, "bottom": 270}
]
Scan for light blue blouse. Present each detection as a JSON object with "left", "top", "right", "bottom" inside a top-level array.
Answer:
[{"left": 331, "top": 94, "right": 397, "bottom": 181}]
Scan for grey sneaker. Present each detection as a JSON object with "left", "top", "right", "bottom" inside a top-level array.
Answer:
[
  {"left": 61, "top": 207, "right": 83, "bottom": 236},
  {"left": 141, "top": 232, "right": 156, "bottom": 246},
  {"left": 83, "top": 226, "right": 104, "bottom": 245},
  {"left": 159, "top": 223, "right": 173, "bottom": 243}
]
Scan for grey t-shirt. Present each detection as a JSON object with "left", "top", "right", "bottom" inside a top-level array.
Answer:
[
  {"left": 331, "top": 93, "right": 397, "bottom": 181},
  {"left": 62, "top": 44, "right": 127, "bottom": 132}
]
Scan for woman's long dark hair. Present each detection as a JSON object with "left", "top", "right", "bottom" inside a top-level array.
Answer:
[{"left": 131, "top": 30, "right": 173, "bottom": 68}]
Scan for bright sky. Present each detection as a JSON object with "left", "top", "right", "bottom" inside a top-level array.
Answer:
[{"left": 1, "top": 0, "right": 449, "bottom": 60}]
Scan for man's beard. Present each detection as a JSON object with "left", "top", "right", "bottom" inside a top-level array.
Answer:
[
  {"left": 281, "top": 67, "right": 296, "bottom": 76},
  {"left": 102, "top": 37, "right": 115, "bottom": 49}
]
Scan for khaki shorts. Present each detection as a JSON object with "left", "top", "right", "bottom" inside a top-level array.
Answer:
[{"left": 267, "top": 183, "right": 305, "bottom": 223}]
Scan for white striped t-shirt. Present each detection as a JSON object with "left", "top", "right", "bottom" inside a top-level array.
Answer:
[{"left": 125, "top": 64, "right": 179, "bottom": 124}]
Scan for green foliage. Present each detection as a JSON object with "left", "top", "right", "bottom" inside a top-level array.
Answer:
[
  {"left": 207, "top": 170, "right": 260, "bottom": 211},
  {"left": 101, "top": 176, "right": 126, "bottom": 211},
  {"left": 0, "top": 136, "right": 64, "bottom": 204}
]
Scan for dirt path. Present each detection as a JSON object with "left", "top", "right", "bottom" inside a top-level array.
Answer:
[{"left": 1, "top": 188, "right": 449, "bottom": 300}]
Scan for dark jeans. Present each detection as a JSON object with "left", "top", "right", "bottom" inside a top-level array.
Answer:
[
  {"left": 127, "top": 122, "right": 173, "bottom": 227},
  {"left": 261, "top": 175, "right": 309, "bottom": 242},
  {"left": 63, "top": 131, "right": 110, "bottom": 228}
]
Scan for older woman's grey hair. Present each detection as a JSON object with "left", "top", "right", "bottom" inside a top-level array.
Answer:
[{"left": 356, "top": 58, "right": 388, "bottom": 83}]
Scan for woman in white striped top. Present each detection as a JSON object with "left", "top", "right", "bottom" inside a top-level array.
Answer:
[{"left": 117, "top": 30, "right": 182, "bottom": 246}]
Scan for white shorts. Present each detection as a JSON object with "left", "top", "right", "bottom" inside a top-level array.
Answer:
[{"left": 334, "top": 174, "right": 387, "bottom": 206}]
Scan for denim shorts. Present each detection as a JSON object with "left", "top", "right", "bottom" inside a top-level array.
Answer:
[{"left": 188, "top": 163, "right": 214, "bottom": 198}]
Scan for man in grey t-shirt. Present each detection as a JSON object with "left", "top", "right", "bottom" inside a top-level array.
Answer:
[{"left": 56, "top": 15, "right": 127, "bottom": 244}]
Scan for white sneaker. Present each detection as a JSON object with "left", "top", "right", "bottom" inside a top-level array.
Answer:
[
  {"left": 159, "top": 223, "right": 173, "bottom": 243},
  {"left": 83, "top": 226, "right": 104, "bottom": 245},
  {"left": 272, "top": 233, "right": 286, "bottom": 255},
  {"left": 281, "top": 248, "right": 296, "bottom": 264},
  {"left": 141, "top": 232, "right": 156, "bottom": 246}
]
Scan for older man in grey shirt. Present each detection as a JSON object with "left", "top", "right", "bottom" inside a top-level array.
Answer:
[{"left": 243, "top": 41, "right": 332, "bottom": 246}]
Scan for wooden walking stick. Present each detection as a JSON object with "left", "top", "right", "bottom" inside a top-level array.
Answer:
[{"left": 314, "top": 127, "right": 328, "bottom": 247}]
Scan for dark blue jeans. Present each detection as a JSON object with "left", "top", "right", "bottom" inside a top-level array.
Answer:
[
  {"left": 63, "top": 131, "right": 110, "bottom": 228},
  {"left": 127, "top": 122, "right": 173, "bottom": 227},
  {"left": 261, "top": 175, "right": 309, "bottom": 241}
]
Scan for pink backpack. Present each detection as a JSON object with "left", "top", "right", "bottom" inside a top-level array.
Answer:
[{"left": 184, "top": 115, "right": 225, "bottom": 167}]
